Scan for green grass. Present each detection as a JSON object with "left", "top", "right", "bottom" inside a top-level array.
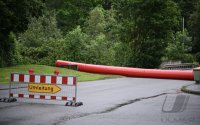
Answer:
[{"left": 0, "top": 65, "right": 121, "bottom": 84}]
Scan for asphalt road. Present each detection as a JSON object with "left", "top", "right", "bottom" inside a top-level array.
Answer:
[{"left": 0, "top": 77, "right": 199, "bottom": 125}]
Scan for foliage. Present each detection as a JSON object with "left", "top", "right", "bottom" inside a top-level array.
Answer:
[
  {"left": 190, "top": 1, "right": 200, "bottom": 53},
  {"left": 18, "top": 12, "right": 62, "bottom": 47},
  {"left": 86, "top": 33, "right": 115, "bottom": 65},
  {"left": 0, "top": 0, "right": 45, "bottom": 67},
  {"left": 0, "top": 0, "right": 45, "bottom": 34},
  {"left": 113, "top": 0, "right": 181, "bottom": 68},
  {"left": 164, "top": 30, "right": 193, "bottom": 62},
  {"left": 173, "top": 0, "right": 198, "bottom": 31},
  {"left": 182, "top": 54, "right": 195, "bottom": 63},
  {"left": 45, "top": 0, "right": 103, "bottom": 33},
  {"left": 84, "top": 6, "right": 106, "bottom": 37},
  {"left": 83, "top": 6, "right": 118, "bottom": 65},
  {"left": 114, "top": 42, "right": 132, "bottom": 66},
  {"left": 7, "top": 32, "right": 22, "bottom": 66},
  {"left": 17, "top": 11, "right": 63, "bottom": 65},
  {"left": 62, "top": 26, "right": 89, "bottom": 63},
  {"left": 1, "top": 0, "right": 200, "bottom": 68},
  {"left": 195, "top": 52, "right": 200, "bottom": 64}
]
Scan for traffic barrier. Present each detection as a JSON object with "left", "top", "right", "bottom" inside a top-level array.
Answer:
[
  {"left": 55, "top": 60, "right": 194, "bottom": 80},
  {"left": 8, "top": 69, "right": 82, "bottom": 106}
]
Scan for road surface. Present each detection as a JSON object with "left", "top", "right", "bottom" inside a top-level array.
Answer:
[{"left": 0, "top": 78, "right": 199, "bottom": 125}]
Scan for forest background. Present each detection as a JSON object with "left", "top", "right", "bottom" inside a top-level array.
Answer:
[{"left": 1, "top": 0, "right": 200, "bottom": 68}]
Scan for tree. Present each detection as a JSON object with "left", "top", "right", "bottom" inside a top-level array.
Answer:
[
  {"left": 62, "top": 26, "right": 89, "bottom": 62},
  {"left": 173, "top": 0, "right": 198, "bottom": 31},
  {"left": 114, "top": 42, "right": 132, "bottom": 66},
  {"left": 164, "top": 30, "right": 193, "bottom": 62},
  {"left": 45, "top": 0, "right": 103, "bottom": 33},
  {"left": 84, "top": 6, "right": 106, "bottom": 37},
  {"left": 83, "top": 6, "right": 119, "bottom": 65},
  {"left": 18, "top": 11, "right": 62, "bottom": 47},
  {"left": 113, "top": 0, "right": 180, "bottom": 68},
  {"left": 0, "top": 0, "right": 45, "bottom": 67},
  {"left": 17, "top": 11, "right": 63, "bottom": 65},
  {"left": 190, "top": 1, "right": 200, "bottom": 53}
]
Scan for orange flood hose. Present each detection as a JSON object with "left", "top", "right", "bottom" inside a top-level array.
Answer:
[{"left": 55, "top": 60, "right": 194, "bottom": 80}]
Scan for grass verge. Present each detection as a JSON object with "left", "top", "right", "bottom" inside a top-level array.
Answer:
[{"left": 0, "top": 65, "right": 121, "bottom": 84}]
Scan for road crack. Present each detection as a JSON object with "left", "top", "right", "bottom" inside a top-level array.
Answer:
[
  {"left": 54, "top": 92, "right": 178, "bottom": 124},
  {"left": 99, "top": 93, "right": 168, "bottom": 114}
]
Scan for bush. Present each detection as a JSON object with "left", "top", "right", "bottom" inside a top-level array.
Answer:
[
  {"left": 195, "top": 52, "right": 200, "bottom": 64},
  {"left": 62, "top": 26, "right": 89, "bottom": 63},
  {"left": 164, "top": 30, "right": 193, "bottom": 63},
  {"left": 182, "top": 54, "right": 195, "bottom": 63},
  {"left": 17, "top": 11, "right": 63, "bottom": 65},
  {"left": 7, "top": 32, "right": 22, "bottom": 66}
]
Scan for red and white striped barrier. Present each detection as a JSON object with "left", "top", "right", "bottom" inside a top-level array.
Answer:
[
  {"left": 10, "top": 73, "right": 76, "bottom": 85},
  {"left": 9, "top": 93, "right": 74, "bottom": 101},
  {"left": 9, "top": 70, "right": 77, "bottom": 102}
]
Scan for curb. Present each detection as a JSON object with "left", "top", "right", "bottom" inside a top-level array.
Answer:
[{"left": 181, "top": 85, "right": 200, "bottom": 95}]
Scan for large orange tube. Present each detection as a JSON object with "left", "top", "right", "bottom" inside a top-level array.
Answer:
[{"left": 55, "top": 60, "right": 194, "bottom": 80}]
